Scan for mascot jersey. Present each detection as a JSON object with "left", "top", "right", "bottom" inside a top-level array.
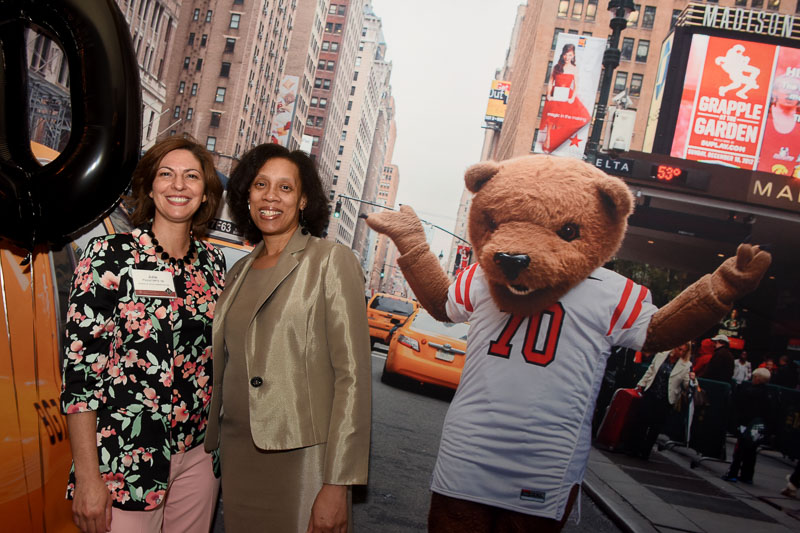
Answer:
[{"left": 431, "top": 263, "right": 656, "bottom": 520}]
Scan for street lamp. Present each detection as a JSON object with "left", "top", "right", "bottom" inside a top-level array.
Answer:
[{"left": 584, "top": 0, "right": 635, "bottom": 163}]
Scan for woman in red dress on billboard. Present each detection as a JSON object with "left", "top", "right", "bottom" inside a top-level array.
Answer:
[{"left": 540, "top": 43, "right": 591, "bottom": 153}]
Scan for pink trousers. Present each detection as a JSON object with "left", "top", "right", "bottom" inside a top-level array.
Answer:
[{"left": 110, "top": 445, "right": 219, "bottom": 532}]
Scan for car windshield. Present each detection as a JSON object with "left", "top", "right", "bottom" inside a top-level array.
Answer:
[
  {"left": 371, "top": 295, "right": 415, "bottom": 316},
  {"left": 411, "top": 310, "right": 469, "bottom": 341}
]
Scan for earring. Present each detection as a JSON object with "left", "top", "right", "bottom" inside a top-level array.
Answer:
[{"left": 247, "top": 200, "right": 251, "bottom": 210}]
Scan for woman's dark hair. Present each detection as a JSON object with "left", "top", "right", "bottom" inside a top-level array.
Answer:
[
  {"left": 127, "top": 135, "right": 222, "bottom": 237},
  {"left": 227, "top": 143, "right": 328, "bottom": 242},
  {"left": 553, "top": 43, "right": 576, "bottom": 76}
]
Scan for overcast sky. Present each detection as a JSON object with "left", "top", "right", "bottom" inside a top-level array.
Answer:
[{"left": 369, "top": 0, "right": 523, "bottom": 256}]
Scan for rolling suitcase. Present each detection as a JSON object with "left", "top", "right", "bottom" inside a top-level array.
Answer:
[{"left": 595, "top": 388, "right": 641, "bottom": 452}]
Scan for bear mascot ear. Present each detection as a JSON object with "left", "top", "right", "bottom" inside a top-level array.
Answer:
[
  {"left": 465, "top": 161, "right": 501, "bottom": 193},
  {"left": 595, "top": 174, "right": 635, "bottom": 225}
]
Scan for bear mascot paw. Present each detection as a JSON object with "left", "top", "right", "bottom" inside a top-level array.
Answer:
[{"left": 366, "top": 155, "right": 771, "bottom": 531}]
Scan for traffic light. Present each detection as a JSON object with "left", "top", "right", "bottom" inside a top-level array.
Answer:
[
  {"left": 380, "top": 269, "right": 385, "bottom": 278},
  {"left": 333, "top": 198, "right": 342, "bottom": 218}
]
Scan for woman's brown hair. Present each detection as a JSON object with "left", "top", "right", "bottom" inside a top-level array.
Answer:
[{"left": 127, "top": 135, "right": 222, "bottom": 237}]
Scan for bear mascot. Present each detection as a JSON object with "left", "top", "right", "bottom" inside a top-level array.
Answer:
[{"left": 366, "top": 155, "right": 771, "bottom": 532}]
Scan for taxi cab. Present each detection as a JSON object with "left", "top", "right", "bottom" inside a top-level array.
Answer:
[
  {"left": 367, "top": 293, "right": 418, "bottom": 346},
  {"left": 381, "top": 308, "right": 469, "bottom": 390}
]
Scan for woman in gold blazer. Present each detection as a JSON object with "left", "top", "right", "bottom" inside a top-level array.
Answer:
[{"left": 205, "top": 144, "right": 371, "bottom": 532}]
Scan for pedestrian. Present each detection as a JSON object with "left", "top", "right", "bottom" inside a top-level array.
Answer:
[
  {"left": 629, "top": 342, "right": 696, "bottom": 459},
  {"left": 733, "top": 350, "right": 752, "bottom": 385},
  {"left": 722, "top": 367, "right": 772, "bottom": 484},
  {"left": 61, "top": 135, "right": 225, "bottom": 532},
  {"left": 698, "top": 334, "right": 735, "bottom": 382},
  {"left": 772, "top": 355, "right": 798, "bottom": 389},
  {"left": 781, "top": 459, "right": 800, "bottom": 498},
  {"left": 204, "top": 143, "right": 371, "bottom": 532}
]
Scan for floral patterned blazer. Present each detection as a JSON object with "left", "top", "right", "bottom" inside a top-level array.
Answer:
[{"left": 60, "top": 228, "right": 225, "bottom": 510}]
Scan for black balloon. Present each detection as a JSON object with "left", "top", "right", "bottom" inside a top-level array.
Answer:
[{"left": 0, "top": 0, "right": 141, "bottom": 249}]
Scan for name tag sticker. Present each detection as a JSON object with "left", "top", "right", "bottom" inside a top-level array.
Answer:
[{"left": 131, "top": 269, "right": 177, "bottom": 298}]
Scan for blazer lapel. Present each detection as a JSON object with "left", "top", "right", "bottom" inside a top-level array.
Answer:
[
  {"left": 213, "top": 244, "right": 260, "bottom": 346},
  {"left": 246, "top": 228, "right": 310, "bottom": 326}
]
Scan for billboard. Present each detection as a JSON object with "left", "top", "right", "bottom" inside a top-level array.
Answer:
[
  {"left": 643, "top": 33, "right": 674, "bottom": 152},
  {"left": 270, "top": 74, "right": 300, "bottom": 147},
  {"left": 485, "top": 80, "right": 511, "bottom": 123},
  {"left": 534, "top": 34, "right": 605, "bottom": 158},
  {"left": 670, "top": 34, "right": 800, "bottom": 176}
]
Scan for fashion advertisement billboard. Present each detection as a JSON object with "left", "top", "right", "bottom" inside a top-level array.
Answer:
[
  {"left": 534, "top": 34, "right": 605, "bottom": 159},
  {"left": 670, "top": 34, "right": 800, "bottom": 176},
  {"left": 269, "top": 74, "right": 300, "bottom": 147}
]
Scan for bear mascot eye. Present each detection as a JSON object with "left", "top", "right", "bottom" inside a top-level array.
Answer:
[{"left": 557, "top": 223, "right": 580, "bottom": 242}]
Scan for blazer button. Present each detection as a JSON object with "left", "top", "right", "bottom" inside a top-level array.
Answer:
[{"left": 250, "top": 376, "right": 263, "bottom": 387}]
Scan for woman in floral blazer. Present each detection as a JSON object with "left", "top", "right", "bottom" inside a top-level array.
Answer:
[{"left": 61, "top": 136, "right": 224, "bottom": 532}]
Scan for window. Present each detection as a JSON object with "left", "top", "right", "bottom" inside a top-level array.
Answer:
[
  {"left": 220, "top": 62, "right": 231, "bottom": 77},
  {"left": 225, "top": 38, "right": 236, "bottom": 53},
  {"left": 329, "top": 4, "right": 337, "bottom": 14},
  {"left": 572, "top": 0, "right": 584, "bottom": 19},
  {"left": 545, "top": 61, "right": 553, "bottom": 83},
  {"left": 329, "top": 190, "right": 335, "bottom": 201},
  {"left": 635, "top": 40, "right": 649, "bottom": 62},
  {"left": 316, "top": 116, "right": 323, "bottom": 127},
  {"left": 230, "top": 14, "right": 240, "bottom": 29},
  {"left": 330, "top": 42, "right": 339, "bottom": 52},
  {"left": 191, "top": 83, "right": 198, "bottom": 95},
  {"left": 196, "top": 58, "right": 203, "bottom": 71},
  {"left": 751, "top": 0, "right": 763, "bottom": 6},
  {"left": 585, "top": 0, "right": 597, "bottom": 21},
  {"left": 183, "top": 56, "right": 190, "bottom": 69},
  {"left": 642, "top": 6, "right": 656, "bottom": 29},
  {"left": 173, "top": 105, "right": 181, "bottom": 118},
  {"left": 319, "top": 98, "right": 327, "bottom": 109},
  {"left": 215, "top": 87, "right": 226, "bottom": 102},
  {"left": 346, "top": 101, "right": 352, "bottom": 110},
  {"left": 333, "top": 175, "right": 338, "bottom": 184},
  {"left": 627, "top": 4, "right": 640, "bottom": 27},
  {"left": 314, "top": 78, "right": 322, "bottom": 88},
  {"left": 335, "top": 160, "right": 341, "bottom": 170},
  {"left": 201, "top": 34, "right": 207, "bottom": 47},
  {"left": 538, "top": 94, "right": 546, "bottom": 117},
  {"left": 734, "top": 0, "right": 747, "bottom": 4},
  {"left": 350, "top": 86, "right": 356, "bottom": 96},
  {"left": 326, "top": 60, "right": 335, "bottom": 71},
  {"left": 334, "top": 23, "right": 342, "bottom": 33},
  {"left": 234, "top": 0, "right": 243, "bottom": 4},
  {"left": 210, "top": 112, "right": 221, "bottom": 127},
  {"left": 767, "top": 0, "right": 780, "bottom": 9},
  {"left": 325, "top": 22, "right": 333, "bottom": 32},
  {"left": 557, "top": 0, "right": 569, "bottom": 17},
  {"left": 338, "top": 145, "right": 344, "bottom": 155},
  {"left": 671, "top": 9, "right": 680, "bottom": 28},
  {"left": 206, "top": 136, "right": 216, "bottom": 152},
  {"left": 621, "top": 37, "right": 634, "bottom": 61},
  {"left": 186, "top": 108, "right": 193, "bottom": 120},
  {"left": 353, "top": 72, "right": 358, "bottom": 81},
  {"left": 205, "top": 10, "right": 213, "bottom": 22},
  {"left": 341, "top": 131, "right": 347, "bottom": 141},
  {"left": 614, "top": 71, "right": 628, "bottom": 93},
  {"left": 179, "top": 81, "right": 185, "bottom": 93},
  {"left": 322, "top": 41, "right": 330, "bottom": 51},
  {"left": 188, "top": 33, "right": 195, "bottom": 45},
  {"left": 630, "top": 73, "right": 643, "bottom": 96},
  {"left": 338, "top": 5, "right": 346, "bottom": 15},
  {"left": 306, "top": 116, "right": 315, "bottom": 127},
  {"left": 552, "top": 28, "right": 564, "bottom": 50},
  {"left": 193, "top": 8, "right": 200, "bottom": 20},
  {"left": 318, "top": 60, "right": 326, "bottom": 70},
  {"left": 343, "top": 116, "right": 349, "bottom": 125},
  {"left": 310, "top": 97, "right": 318, "bottom": 107}
]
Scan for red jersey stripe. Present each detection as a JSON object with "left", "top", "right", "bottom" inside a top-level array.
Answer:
[
  {"left": 621, "top": 285, "right": 649, "bottom": 330},
  {"left": 463, "top": 264, "right": 477, "bottom": 312},
  {"left": 606, "top": 279, "right": 634, "bottom": 336},
  {"left": 455, "top": 268, "right": 466, "bottom": 305}
]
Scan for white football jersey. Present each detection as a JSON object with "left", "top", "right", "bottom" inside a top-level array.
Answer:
[{"left": 431, "top": 263, "right": 656, "bottom": 520}]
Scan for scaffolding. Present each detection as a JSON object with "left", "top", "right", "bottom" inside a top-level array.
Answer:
[{"left": 28, "top": 70, "right": 71, "bottom": 152}]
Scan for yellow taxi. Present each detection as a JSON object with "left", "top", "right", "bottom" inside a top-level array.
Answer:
[
  {"left": 367, "top": 293, "right": 418, "bottom": 347},
  {"left": 381, "top": 309, "right": 469, "bottom": 390}
]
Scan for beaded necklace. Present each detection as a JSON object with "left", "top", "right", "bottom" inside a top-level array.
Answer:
[{"left": 146, "top": 228, "right": 195, "bottom": 267}]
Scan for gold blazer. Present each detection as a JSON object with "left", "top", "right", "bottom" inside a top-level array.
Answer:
[{"left": 205, "top": 228, "right": 371, "bottom": 485}]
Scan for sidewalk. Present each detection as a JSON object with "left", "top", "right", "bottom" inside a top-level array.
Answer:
[{"left": 584, "top": 436, "right": 800, "bottom": 532}]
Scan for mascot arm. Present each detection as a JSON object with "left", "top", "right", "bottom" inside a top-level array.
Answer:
[
  {"left": 642, "top": 244, "right": 771, "bottom": 353},
  {"left": 366, "top": 206, "right": 451, "bottom": 321}
]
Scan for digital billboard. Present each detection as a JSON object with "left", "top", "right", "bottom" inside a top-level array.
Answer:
[
  {"left": 534, "top": 34, "right": 605, "bottom": 159},
  {"left": 670, "top": 34, "right": 800, "bottom": 177},
  {"left": 485, "top": 80, "right": 511, "bottom": 124}
]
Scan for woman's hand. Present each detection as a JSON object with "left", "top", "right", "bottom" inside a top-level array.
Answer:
[
  {"left": 72, "top": 475, "right": 112, "bottom": 533},
  {"left": 305, "top": 483, "right": 348, "bottom": 533}
]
